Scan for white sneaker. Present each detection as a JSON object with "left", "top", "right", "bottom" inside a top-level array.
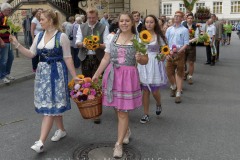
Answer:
[
  {"left": 31, "top": 140, "right": 44, "bottom": 153},
  {"left": 51, "top": 129, "right": 67, "bottom": 142},
  {"left": 5, "top": 75, "right": 15, "bottom": 80},
  {"left": 1, "top": 77, "right": 10, "bottom": 84},
  {"left": 123, "top": 128, "right": 131, "bottom": 144}
]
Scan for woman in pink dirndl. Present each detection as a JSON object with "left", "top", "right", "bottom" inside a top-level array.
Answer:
[{"left": 92, "top": 12, "right": 148, "bottom": 158}]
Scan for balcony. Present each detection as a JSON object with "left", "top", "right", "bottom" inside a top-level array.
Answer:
[{"left": 7, "top": 0, "right": 72, "bottom": 16}]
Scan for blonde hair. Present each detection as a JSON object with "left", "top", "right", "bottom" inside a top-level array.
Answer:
[
  {"left": 42, "top": 9, "right": 61, "bottom": 31},
  {"left": 86, "top": 7, "right": 98, "bottom": 16}
]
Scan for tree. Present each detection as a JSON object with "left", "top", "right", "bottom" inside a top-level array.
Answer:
[{"left": 183, "top": 0, "right": 198, "bottom": 12}]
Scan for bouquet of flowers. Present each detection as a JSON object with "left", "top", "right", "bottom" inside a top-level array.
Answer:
[
  {"left": 132, "top": 30, "right": 152, "bottom": 55},
  {"left": 83, "top": 35, "right": 100, "bottom": 51},
  {"left": 156, "top": 45, "right": 170, "bottom": 61},
  {"left": 189, "top": 29, "right": 195, "bottom": 38},
  {"left": 68, "top": 75, "right": 102, "bottom": 102},
  {"left": 196, "top": 32, "right": 210, "bottom": 45}
]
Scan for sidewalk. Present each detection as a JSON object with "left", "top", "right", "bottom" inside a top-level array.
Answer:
[{"left": 0, "top": 34, "right": 35, "bottom": 88}]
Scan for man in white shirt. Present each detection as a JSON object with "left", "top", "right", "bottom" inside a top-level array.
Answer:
[
  {"left": 75, "top": 7, "right": 109, "bottom": 124},
  {"left": 205, "top": 18, "right": 216, "bottom": 66}
]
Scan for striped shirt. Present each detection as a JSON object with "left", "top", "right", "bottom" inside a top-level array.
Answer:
[{"left": 0, "top": 12, "right": 10, "bottom": 43}]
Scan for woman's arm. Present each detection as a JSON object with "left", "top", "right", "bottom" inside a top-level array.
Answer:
[
  {"left": 9, "top": 35, "right": 35, "bottom": 58},
  {"left": 92, "top": 53, "right": 110, "bottom": 80},
  {"left": 64, "top": 57, "right": 77, "bottom": 78}
]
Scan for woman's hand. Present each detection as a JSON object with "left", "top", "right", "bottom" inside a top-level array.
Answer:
[
  {"left": 9, "top": 35, "right": 19, "bottom": 46},
  {"left": 92, "top": 74, "right": 99, "bottom": 83},
  {"left": 73, "top": 76, "right": 81, "bottom": 84},
  {"left": 135, "top": 52, "right": 141, "bottom": 61}
]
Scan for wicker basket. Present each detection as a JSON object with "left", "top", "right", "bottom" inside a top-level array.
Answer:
[{"left": 73, "top": 96, "right": 102, "bottom": 119}]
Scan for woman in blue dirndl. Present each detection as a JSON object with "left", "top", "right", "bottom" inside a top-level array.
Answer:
[{"left": 9, "top": 9, "right": 80, "bottom": 153}]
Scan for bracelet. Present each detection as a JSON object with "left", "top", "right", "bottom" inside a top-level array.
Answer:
[{"left": 15, "top": 43, "right": 20, "bottom": 49}]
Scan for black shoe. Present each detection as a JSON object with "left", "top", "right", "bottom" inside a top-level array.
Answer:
[
  {"left": 93, "top": 118, "right": 101, "bottom": 124},
  {"left": 205, "top": 62, "right": 211, "bottom": 65},
  {"left": 210, "top": 63, "right": 215, "bottom": 66},
  {"left": 140, "top": 115, "right": 149, "bottom": 124},
  {"left": 156, "top": 105, "right": 162, "bottom": 115}
]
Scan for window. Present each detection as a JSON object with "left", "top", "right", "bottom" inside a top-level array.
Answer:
[
  {"left": 231, "top": 1, "right": 240, "bottom": 13},
  {"left": 179, "top": 3, "right": 186, "bottom": 13},
  {"left": 196, "top": 3, "right": 205, "bottom": 10},
  {"left": 163, "top": 4, "right": 172, "bottom": 15},
  {"left": 213, "top": 2, "right": 222, "bottom": 14}
]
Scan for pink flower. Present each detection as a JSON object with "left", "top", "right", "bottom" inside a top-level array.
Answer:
[
  {"left": 90, "top": 89, "right": 96, "bottom": 96},
  {"left": 76, "top": 91, "right": 83, "bottom": 97},
  {"left": 82, "top": 82, "right": 91, "bottom": 88},
  {"left": 88, "top": 95, "right": 95, "bottom": 100}
]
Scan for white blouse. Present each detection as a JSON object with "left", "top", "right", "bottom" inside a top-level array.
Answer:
[{"left": 30, "top": 30, "right": 72, "bottom": 58}]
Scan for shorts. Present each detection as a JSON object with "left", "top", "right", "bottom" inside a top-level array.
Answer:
[
  {"left": 227, "top": 33, "right": 231, "bottom": 38},
  {"left": 166, "top": 53, "right": 185, "bottom": 78},
  {"left": 185, "top": 45, "right": 196, "bottom": 62}
]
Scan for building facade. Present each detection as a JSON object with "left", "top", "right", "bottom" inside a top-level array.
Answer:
[{"left": 162, "top": 0, "right": 240, "bottom": 21}]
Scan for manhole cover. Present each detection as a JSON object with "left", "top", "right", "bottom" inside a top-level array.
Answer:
[{"left": 73, "top": 142, "right": 141, "bottom": 160}]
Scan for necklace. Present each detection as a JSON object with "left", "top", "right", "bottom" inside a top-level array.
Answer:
[
  {"left": 119, "top": 34, "right": 133, "bottom": 45},
  {"left": 46, "top": 28, "right": 56, "bottom": 33}
]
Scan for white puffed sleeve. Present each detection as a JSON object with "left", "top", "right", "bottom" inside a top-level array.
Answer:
[
  {"left": 104, "top": 33, "right": 115, "bottom": 53},
  {"left": 60, "top": 33, "right": 72, "bottom": 57},
  {"left": 29, "top": 33, "right": 40, "bottom": 56}
]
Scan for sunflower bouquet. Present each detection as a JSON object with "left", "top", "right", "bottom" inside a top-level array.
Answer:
[
  {"left": 83, "top": 35, "right": 100, "bottom": 51},
  {"left": 132, "top": 30, "right": 152, "bottom": 55},
  {"left": 68, "top": 75, "right": 102, "bottom": 102},
  {"left": 156, "top": 45, "right": 170, "bottom": 61}
]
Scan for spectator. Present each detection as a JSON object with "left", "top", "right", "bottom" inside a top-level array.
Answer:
[
  {"left": 100, "top": 12, "right": 109, "bottom": 28},
  {"left": 0, "top": 3, "right": 14, "bottom": 84},
  {"left": 205, "top": 18, "right": 216, "bottom": 66},
  {"left": 22, "top": 12, "right": 33, "bottom": 48},
  {"left": 211, "top": 14, "right": 222, "bottom": 61}
]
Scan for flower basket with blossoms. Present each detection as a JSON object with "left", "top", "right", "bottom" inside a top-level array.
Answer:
[
  {"left": 68, "top": 75, "right": 102, "bottom": 119},
  {"left": 155, "top": 45, "right": 170, "bottom": 61},
  {"left": 83, "top": 35, "right": 100, "bottom": 51}
]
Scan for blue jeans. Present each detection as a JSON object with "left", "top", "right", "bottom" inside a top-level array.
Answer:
[{"left": 0, "top": 43, "right": 14, "bottom": 79}]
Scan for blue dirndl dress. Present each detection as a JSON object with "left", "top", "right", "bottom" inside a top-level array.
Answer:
[{"left": 34, "top": 31, "right": 71, "bottom": 115}]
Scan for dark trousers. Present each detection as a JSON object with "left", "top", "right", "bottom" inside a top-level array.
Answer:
[
  {"left": 206, "top": 45, "right": 215, "bottom": 65},
  {"left": 71, "top": 47, "right": 81, "bottom": 68},
  {"left": 82, "top": 55, "right": 100, "bottom": 78}
]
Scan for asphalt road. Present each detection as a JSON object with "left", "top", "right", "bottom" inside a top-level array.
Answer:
[{"left": 0, "top": 32, "right": 240, "bottom": 160}]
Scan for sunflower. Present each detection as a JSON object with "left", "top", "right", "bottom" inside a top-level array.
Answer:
[
  {"left": 161, "top": 45, "right": 170, "bottom": 55},
  {"left": 77, "top": 74, "right": 85, "bottom": 79},
  {"left": 68, "top": 79, "right": 75, "bottom": 89},
  {"left": 92, "top": 35, "right": 100, "bottom": 43},
  {"left": 139, "top": 30, "right": 152, "bottom": 43},
  {"left": 88, "top": 40, "right": 93, "bottom": 44},
  {"left": 83, "top": 38, "right": 88, "bottom": 45},
  {"left": 86, "top": 44, "right": 93, "bottom": 50},
  {"left": 92, "top": 44, "right": 99, "bottom": 50}
]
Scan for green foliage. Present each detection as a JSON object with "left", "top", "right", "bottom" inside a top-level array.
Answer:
[
  {"left": 0, "top": 18, "right": 21, "bottom": 34},
  {"left": 131, "top": 39, "right": 147, "bottom": 55}
]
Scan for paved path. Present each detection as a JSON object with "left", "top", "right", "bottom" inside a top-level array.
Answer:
[{"left": 0, "top": 32, "right": 240, "bottom": 160}]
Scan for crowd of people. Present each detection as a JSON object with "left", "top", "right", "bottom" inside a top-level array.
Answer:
[{"left": 0, "top": 2, "right": 229, "bottom": 158}]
